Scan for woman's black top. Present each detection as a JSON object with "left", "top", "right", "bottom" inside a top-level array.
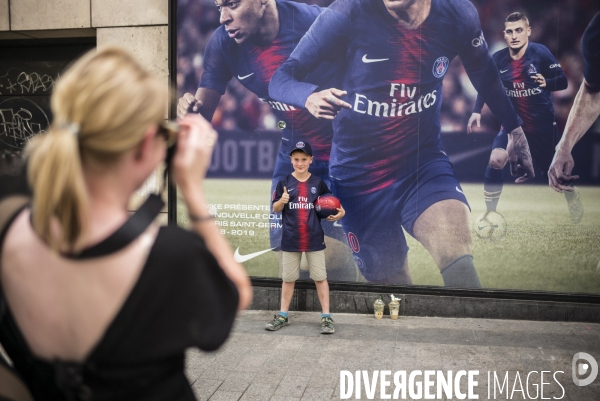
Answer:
[{"left": 0, "top": 220, "right": 239, "bottom": 401}]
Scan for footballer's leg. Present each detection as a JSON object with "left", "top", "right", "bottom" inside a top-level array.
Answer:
[
  {"left": 377, "top": 256, "right": 411, "bottom": 285},
  {"left": 414, "top": 200, "right": 480, "bottom": 288},
  {"left": 331, "top": 179, "right": 412, "bottom": 284},
  {"left": 483, "top": 131, "right": 509, "bottom": 212},
  {"left": 404, "top": 159, "right": 481, "bottom": 288},
  {"left": 315, "top": 161, "right": 361, "bottom": 281},
  {"left": 270, "top": 173, "right": 287, "bottom": 275},
  {"left": 413, "top": 200, "right": 479, "bottom": 288},
  {"left": 323, "top": 236, "right": 362, "bottom": 281}
]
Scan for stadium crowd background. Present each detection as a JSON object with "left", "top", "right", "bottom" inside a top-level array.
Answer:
[{"left": 177, "top": 0, "right": 599, "bottom": 135}]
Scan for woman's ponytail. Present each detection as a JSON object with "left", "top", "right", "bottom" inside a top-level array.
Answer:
[
  {"left": 24, "top": 47, "right": 167, "bottom": 253},
  {"left": 27, "top": 124, "right": 89, "bottom": 252}
]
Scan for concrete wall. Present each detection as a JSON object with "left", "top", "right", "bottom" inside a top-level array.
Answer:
[
  {"left": 0, "top": 0, "right": 9, "bottom": 31},
  {"left": 250, "top": 287, "right": 600, "bottom": 323},
  {"left": 10, "top": 0, "right": 91, "bottom": 30},
  {"left": 0, "top": 0, "right": 168, "bottom": 101},
  {"left": 0, "top": 0, "right": 170, "bottom": 209},
  {"left": 1, "top": 0, "right": 167, "bottom": 30}
]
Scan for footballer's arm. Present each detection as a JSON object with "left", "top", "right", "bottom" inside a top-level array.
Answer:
[
  {"left": 270, "top": 8, "right": 351, "bottom": 118},
  {"left": 538, "top": 47, "right": 568, "bottom": 91},
  {"left": 549, "top": 12, "right": 600, "bottom": 191},
  {"left": 177, "top": 88, "right": 222, "bottom": 121},
  {"left": 467, "top": 93, "right": 486, "bottom": 134},
  {"left": 549, "top": 78, "right": 600, "bottom": 191}
]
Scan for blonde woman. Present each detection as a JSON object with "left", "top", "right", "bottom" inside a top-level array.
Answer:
[{"left": 0, "top": 47, "right": 251, "bottom": 400}]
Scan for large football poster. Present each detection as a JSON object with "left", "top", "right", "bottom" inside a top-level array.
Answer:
[{"left": 175, "top": 0, "right": 600, "bottom": 294}]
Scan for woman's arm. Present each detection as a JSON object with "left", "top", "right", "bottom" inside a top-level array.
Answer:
[{"left": 173, "top": 114, "right": 252, "bottom": 311}]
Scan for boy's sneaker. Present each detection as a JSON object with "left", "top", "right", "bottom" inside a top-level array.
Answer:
[
  {"left": 321, "top": 316, "right": 335, "bottom": 334},
  {"left": 265, "top": 314, "right": 289, "bottom": 331},
  {"left": 565, "top": 187, "right": 583, "bottom": 224}
]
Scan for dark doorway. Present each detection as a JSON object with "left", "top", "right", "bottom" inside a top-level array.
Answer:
[{"left": 0, "top": 37, "right": 95, "bottom": 198}]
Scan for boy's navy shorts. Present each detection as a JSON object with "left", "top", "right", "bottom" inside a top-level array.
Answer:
[
  {"left": 330, "top": 157, "right": 469, "bottom": 282},
  {"left": 269, "top": 151, "right": 344, "bottom": 249}
]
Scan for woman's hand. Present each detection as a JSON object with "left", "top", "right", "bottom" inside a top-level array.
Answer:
[{"left": 172, "top": 114, "right": 218, "bottom": 194}]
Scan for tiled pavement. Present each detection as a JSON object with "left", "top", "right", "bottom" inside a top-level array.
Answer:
[{"left": 186, "top": 310, "right": 600, "bottom": 401}]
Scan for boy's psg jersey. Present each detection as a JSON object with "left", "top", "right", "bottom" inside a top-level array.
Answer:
[
  {"left": 273, "top": 174, "right": 331, "bottom": 252},
  {"left": 474, "top": 43, "right": 567, "bottom": 136},
  {"left": 199, "top": 0, "right": 338, "bottom": 162},
  {"left": 270, "top": 0, "right": 521, "bottom": 193}
]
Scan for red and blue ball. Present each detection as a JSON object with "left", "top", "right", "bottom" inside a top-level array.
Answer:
[{"left": 314, "top": 195, "right": 341, "bottom": 219}]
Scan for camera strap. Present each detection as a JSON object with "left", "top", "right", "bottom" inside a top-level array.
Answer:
[
  {"left": 0, "top": 194, "right": 165, "bottom": 261},
  {"left": 66, "top": 194, "right": 165, "bottom": 259}
]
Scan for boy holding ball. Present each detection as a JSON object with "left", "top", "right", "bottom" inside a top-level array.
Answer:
[{"left": 266, "top": 141, "right": 344, "bottom": 334}]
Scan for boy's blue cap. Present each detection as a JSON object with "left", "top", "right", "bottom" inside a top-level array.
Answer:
[{"left": 290, "top": 141, "right": 313, "bottom": 157}]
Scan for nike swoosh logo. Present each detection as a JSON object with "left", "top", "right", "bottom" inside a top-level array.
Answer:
[
  {"left": 234, "top": 247, "right": 274, "bottom": 263},
  {"left": 500, "top": 69, "right": 508, "bottom": 73},
  {"left": 238, "top": 73, "right": 254, "bottom": 80},
  {"left": 362, "top": 55, "right": 389, "bottom": 63},
  {"left": 287, "top": 188, "right": 295, "bottom": 193},
  {"left": 333, "top": 221, "right": 343, "bottom": 227},
  {"left": 455, "top": 186, "right": 465, "bottom": 195}
]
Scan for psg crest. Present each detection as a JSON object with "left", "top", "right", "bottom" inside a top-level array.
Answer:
[
  {"left": 432, "top": 57, "right": 449, "bottom": 78},
  {"left": 527, "top": 64, "right": 537, "bottom": 74},
  {"left": 296, "top": 141, "right": 305, "bottom": 148}
]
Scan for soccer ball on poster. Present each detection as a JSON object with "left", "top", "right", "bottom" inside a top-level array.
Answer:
[
  {"left": 473, "top": 211, "right": 507, "bottom": 242},
  {"left": 314, "top": 195, "right": 341, "bottom": 219}
]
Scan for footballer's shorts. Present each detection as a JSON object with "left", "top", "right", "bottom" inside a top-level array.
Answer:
[
  {"left": 269, "top": 151, "right": 345, "bottom": 250},
  {"left": 493, "top": 123, "right": 559, "bottom": 179},
  {"left": 330, "top": 157, "right": 469, "bottom": 282}
]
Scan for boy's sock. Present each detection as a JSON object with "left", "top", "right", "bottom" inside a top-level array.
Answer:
[
  {"left": 484, "top": 166, "right": 503, "bottom": 212},
  {"left": 321, "top": 313, "right": 331, "bottom": 319},
  {"left": 279, "top": 311, "right": 289, "bottom": 318},
  {"left": 440, "top": 254, "right": 481, "bottom": 288}
]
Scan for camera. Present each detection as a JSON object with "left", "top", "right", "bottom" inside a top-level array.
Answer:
[{"left": 157, "top": 121, "right": 180, "bottom": 185}]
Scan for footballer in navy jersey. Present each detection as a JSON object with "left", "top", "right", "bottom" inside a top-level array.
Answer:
[
  {"left": 473, "top": 42, "right": 566, "bottom": 146},
  {"left": 177, "top": 0, "right": 356, "bottom": 279},
  {"left": 468, "top": 13, "right": 571, "bottom": 216},
  {"left": 270, "top": 0, "right": 535, "bottom": 286},
  {"left": 198, "top": 0, "right": 337, "bottom": 163},
  {"left": 549, "top": 12, "right": 600, "bottom": 196}
]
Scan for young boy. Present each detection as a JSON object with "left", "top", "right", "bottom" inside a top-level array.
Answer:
[{"left": 266, "top": 141, "right": 345, "bottom": 334}]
